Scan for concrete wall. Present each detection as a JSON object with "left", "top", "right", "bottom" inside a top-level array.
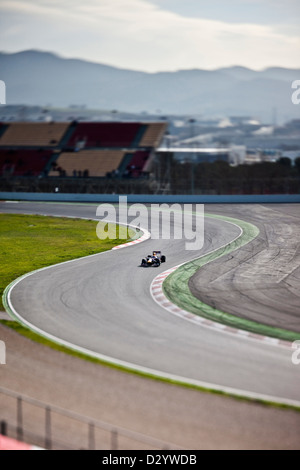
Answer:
[{"left": 1, "top": 192, "right": 300, "bottom": 204}]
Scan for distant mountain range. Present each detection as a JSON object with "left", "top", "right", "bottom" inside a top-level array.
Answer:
[{"left": 0, "top": 50, "right": 300, "bottom": 123}]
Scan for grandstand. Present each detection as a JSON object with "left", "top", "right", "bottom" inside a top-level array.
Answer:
[
  {"left": 49, "top": 150, "right": 126, "bottom": 178},
  {"left": 0, "top": 149, "right": 54, "bottom": 177},
  {"left": 139, "top": 123, "right": 167, "bottom": 148},
  {"left": 0, "top": 121, "right": 167, "bottom": 181},
  {"left": 66, "top": 122, "right": 143, "bottom": 149},
  {"left": 126, "top": 151, "right": 151, "bottom": 177},
  {"left": 0, "top": 122, "right": 70, "bottom": 147}
]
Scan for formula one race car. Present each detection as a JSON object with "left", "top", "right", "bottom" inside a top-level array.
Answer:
[{"left": 141, "top": 251, "right": 166, "bottom": 267}]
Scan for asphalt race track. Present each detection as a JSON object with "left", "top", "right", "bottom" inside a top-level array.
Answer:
[
  {"left": 190, "top": 204, "right": 300, "bottom": 333},
  {"left": 2, "top": 201, "right": 300, "bottom": 404}
]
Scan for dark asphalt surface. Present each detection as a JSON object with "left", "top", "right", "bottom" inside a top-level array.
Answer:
[{"left": 190, "top": 204, "right": 300, "bottom": 332}]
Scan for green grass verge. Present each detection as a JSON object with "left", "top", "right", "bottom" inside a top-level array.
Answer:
[
  {"left": 0, "top": 213, "right": 135, "bottom": 310},
  {"left": 163, "top": 213, "right": 300, "bottom": 342},
  {"left": 1, "top": 319, "right": 299, "bottom": 413}
]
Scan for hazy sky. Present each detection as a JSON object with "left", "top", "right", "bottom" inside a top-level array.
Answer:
[{"left": 0, "top": 0, "right": 300, "bottom": 72}]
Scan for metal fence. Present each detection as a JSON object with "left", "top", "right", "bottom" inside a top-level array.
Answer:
[{"left": 0, "top": 386, "right": 183, "bottom": 450}]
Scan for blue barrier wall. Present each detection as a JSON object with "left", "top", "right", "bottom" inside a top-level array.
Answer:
[{"left": 0, "top": 192, "right": 300, "bottom": 204}]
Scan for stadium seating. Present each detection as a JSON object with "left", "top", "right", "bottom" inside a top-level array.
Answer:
[
  {"left": 0, "top": 149, "right": 53, "bottom": 176},
  {"left": 0, "top": 122, "right": 70, "bottom": 147},
  {"left": 139, "top": 123, "right": 167, "bottom": 148},
  {"left": 126, "top": 151, "right": 151, "bottom": 177},
  {"left": 49, "top": 150, "right": 126, "bottom": 177},
  {"left": 66, "top": 123, "right": 142, "bottom": 148},
  {"left": 0, "top": 121, "right": 167, "bottom": 179}
]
